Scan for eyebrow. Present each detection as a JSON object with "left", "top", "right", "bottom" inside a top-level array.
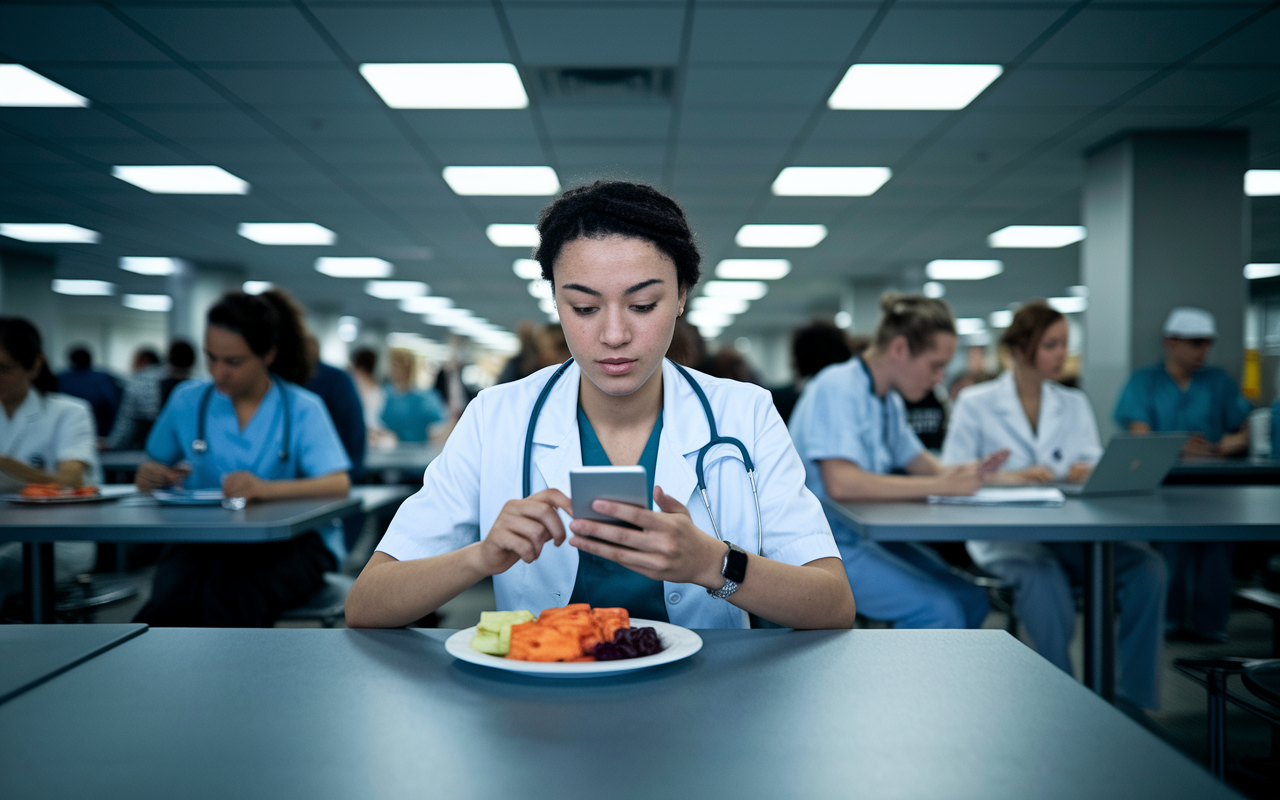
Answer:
[{"left": 559, "top": 278, "right": 664, "bottom": 297}]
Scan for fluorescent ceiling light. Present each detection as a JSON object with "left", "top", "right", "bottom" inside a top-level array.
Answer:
[
  {"left": 122, "top": 294, "right": 172, "bottom": 312},
  {"left": 112, "top": 165, "right": 248, "bottom": 195},
  {"left": 315, "top": 257, "right": 392, "bottom": 278},
  {"left": 52, "top": 279, "right": 114, "bottom": 296},
  {"left": 988, "top": 225, "right": 1086, "bottom": 249},
  {"left": 1245, "top": 170, "right": 1280, "bottom": 197},
  {"left": 426, "top": 308, "right": 475, "bottom": 327},
  {"left": 538, "top": 297, "right": 557, "bottom": 315},
  {"left": 989, "top": 310, "right": 1014, "bottom": 328},
  {"left": 1245, "top": 263, "right": 1280, "bottom": 280},
  {"left": 1047, "top": 296, "right": 1087, "bottom": 314},
  {"left": 703, "top": 281, "right": 768, "bottom": 301},
  {"left": 923, "top": 281, "right": 945, "bottom": 298},
  {"left": 691, "top": 296, "right": 749, "bottom": 315},
  {"left": 242, "top": 281, "right": 273, "bottom": 295},
  {"left": 1069, "top": 285, "right": 1089, "bottom": 297},
  {"left": 443, "top": 166, "right": 560, "bottom": 196},
  {"left": 955, "top": 318, "right": 987, "bottom": 336},
  {"left": 1, "top": 223, "right": 100, "bottom": 243},
  {"left": 771, "top": 167, "right": 891, "bottom": 197},
  {"left": 687, "top": 310, "right": 733, "bottom": 329},
  {"left": 926, "top": 259, "right": 1003, "bottom": 280},
  {"left": 487, "top": 224, "right": 540, "bottom": 247},
  {"left": 399, "top": 296, "right": 454, "bottom": 314},
  {"left": 828, "top": 64, "right": 1003, "bottom": 110},
  {"left": 337, "top": 316, "right": 360, "bottom": 343},
  {"left": 0, "top": 65, "right": 88, "bottom": 107},
  {"left": 364, "top": 280, "right": 427, "bottom": 299},
  {"left": 715, "top": 259, "right": 791, "bottom": 280},
  {"left": 513, "top": 259, "right": 542, "bottom": 280},
  {"left": 735, "top": 225, "right": 827, "bottom": 248},
  {"left": 239, "top": 223, "right": 335, "bottom": 246},
  {"left": 834, "top": 311, "right": 852, "bottom": 329},
  {"left": 528, "top": 281, "right": 553, "bottom": 299},
  {"left": 120, "top": 257, "right": 181, "bottom": 276},
  {"left": 359, "top": 63, "right": 528, "bottom": 109}
]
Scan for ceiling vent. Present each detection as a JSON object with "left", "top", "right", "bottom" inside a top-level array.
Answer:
[{"left": 532, "top": 67, "right": 674, "bottom": 104}]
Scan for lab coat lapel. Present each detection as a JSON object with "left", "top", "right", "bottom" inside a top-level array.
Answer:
[
  {"left": 653, "top": 360, "right": 704, "bottom": 510},
  {"left": 529, "top": 362, "right": 583, "bottom": 496},
  {"left": 992, "top": 372, "right": 1037, "bottom": 449},
  {"left": 1036, "top": 383, "right": 1066, "bottom": 454}
]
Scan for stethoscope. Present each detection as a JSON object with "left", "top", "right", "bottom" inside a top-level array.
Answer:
[
  {"left": 521, "top": 358, "right": 763, "bottom": 554},
  {"left": 192, "top": 376, "right": 291, "bottom": 462}
]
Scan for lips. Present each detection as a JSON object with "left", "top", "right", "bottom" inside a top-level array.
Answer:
[{"left": 597, "top": 358, "right": 636, "bottom": 376}]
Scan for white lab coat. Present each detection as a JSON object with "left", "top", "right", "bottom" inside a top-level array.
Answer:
[
  {"left": 941, "top": 371, "right": 1103, "bottom": 566},
  {"left": 377, "top": 359, "right": 839, "bottom": 628}
]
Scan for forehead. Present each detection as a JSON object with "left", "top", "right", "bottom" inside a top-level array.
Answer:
[
  {"left": 205, "top": 325, "right": 252, "bottom": 354},
  {"left": 554, "top": 235, "right": 676, "bottom": 286}
]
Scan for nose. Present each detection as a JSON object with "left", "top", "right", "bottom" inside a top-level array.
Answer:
[{"left": 600, "top": 306, "right": 631, "bottom": 348}]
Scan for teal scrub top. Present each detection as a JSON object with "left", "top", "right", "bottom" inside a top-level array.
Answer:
[
  {"left": 568, "top": 406, "right": 670, "bottom": 622},
  {"left": 1113, "top": 364, "right": 1251, "bottom": 443}
]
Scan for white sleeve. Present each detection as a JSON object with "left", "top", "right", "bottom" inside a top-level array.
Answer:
[
  {"left": 1075, "top": 395, "right": 1104, "bottom": 465},
  {"left": 940, "top": 393, "right": 982, "bottom": 465},
  {"left": 53, "top": 400, "right": 97, "bottom": 468},
  {"left": 375, "top": 390, "right": 485, "bottom": 562}
]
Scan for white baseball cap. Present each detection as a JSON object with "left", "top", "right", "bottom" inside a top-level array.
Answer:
[{"left": 1163, "top": 307, "right": 1216, "bottom": 339}]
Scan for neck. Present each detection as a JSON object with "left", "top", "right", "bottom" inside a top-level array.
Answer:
[
  {"left": 1165, "top": 358, "right": 1194, "bottom": 383},
  {"left": 578, "top": 362, "right": 664, "bottom": 434},
  {"left": 861, "top": 349, "right": 892, "bottom": 398},
  {"left": 234, "top": 372, "right": 273, "bottom": 405},
  {"left": 1, "top": 386, "right": 29, "bottom": 418},
  {"left": 1012, "top": 362, "right": 1043, "bottom": 401}
]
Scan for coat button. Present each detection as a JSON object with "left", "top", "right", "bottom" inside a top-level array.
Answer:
[{"left": 667, "top": 592, "right": 681, "bottom": 605}]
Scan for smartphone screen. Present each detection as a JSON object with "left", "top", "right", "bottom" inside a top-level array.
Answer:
[{"left": 570, "top": 466, "right": 649, "bottom": 531}]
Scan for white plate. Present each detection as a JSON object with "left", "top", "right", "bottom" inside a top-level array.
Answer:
[
  {"left": 444, "top": 618, "right": 702, "bottom": 678},
  {"left": 152, "top": 489, "right": 226, "bottom": 505},
  {"left": 1, "top": 484, "right": 137, "bottom": 505}
]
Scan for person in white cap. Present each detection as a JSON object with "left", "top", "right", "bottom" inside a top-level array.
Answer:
[{"left": 1114, "top": 306, "right": 1253, "bottom": 643}]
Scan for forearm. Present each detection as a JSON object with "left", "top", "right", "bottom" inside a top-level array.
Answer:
[
  {"left": 1217, "top": 430, "right": 1249, "bottom": 456},
  {"left": 253, "top": 471, "right": 350, "bottom": 500},
  {"left": 715, "top": 556, "right": 855, "bottom": 630},
  {"left": 0, "top": 457, "right": 85, "bottom": 487},
  {"left": 347, "top": 546, "right": 488, "bottom": 628},
  {"left": 826, "top": 469, "right": 951, "bottom": 502}
]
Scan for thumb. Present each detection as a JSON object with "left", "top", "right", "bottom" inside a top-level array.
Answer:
[{"left": 654, "top": 485, "right": 691, "bottom": 517}]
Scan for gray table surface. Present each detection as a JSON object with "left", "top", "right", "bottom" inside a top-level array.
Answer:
[
  {"left": 0, "top": 627, "right": 1237, "bottom": 800},
  {"left": 0, "top": 623, "right": 146, "bottom": 705},
  {"left": 825, "top": 485, "right": 1280, "bottom": 542},
  {"left": 365, "top": 443, "right": 441, "bottom": 473}
]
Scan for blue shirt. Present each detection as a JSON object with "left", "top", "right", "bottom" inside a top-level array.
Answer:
[
  {"left": 305, "top": 362, "right": 366, "bottom": 480},
  {"left": 1113, "top": 363, "right": 1251, "bottom": 443},
  {"left": 381, "top": 385, "right": 446, "bottom": 443},
  {"left": 145, "top": 378, "right": 352, "bottom": 489},
  {"left": 788, "top": 357, "right": 924, "bottom": 543},
  {"left": 57, "top": 368, "right": 120, "bottom": 436}
]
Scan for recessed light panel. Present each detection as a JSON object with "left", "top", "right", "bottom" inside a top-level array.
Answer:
[
  {"left": 923, "top": 281, "right": 946, "bottom": 298},
  {"left": 925, "top": 259, "right": 1003, "bottom": 280},
  {"left": 120, "top": 257, "right": 181, "bottom": 276},
  {"left": 426, "top": 308, "right": 475, "bottom": 327},
  {"left": 487, "top": 224, "right": 540, "bottom": 247},
  {"left": 988, "top": 225, "right": 1086, "bottom": 248},
  {"left": 52, "top": 279, "right": 114, "bottom": 296},
  {"left": 238, "top": 223, "right": 335, "bottom": 245},
  {"left": 528, "top": 281, "right": 553, "bottom": 299},
  {"left": 703, "top": 281, "right": 768, "bottom": 301},
  {"left": 364, "top": 280, "right": 427, "bottom": 299},
  {"left": 715, "top": 259, "right": 792, "bottom": 280},
  {"left": 443, "top": 166, "right": 560, "bottom": 196},
  {"left": 1246, "top": 170, "right": 1280, "bottom": 197},
  {"left": 242, "top": 281, "right": 273, "bottom": 295},
  {"left": 691, "top": 296, "right": 749, "bottom": 315},
  {"left": 315, "top": 258, "right": 393, "bottom": 278},
  {"left": 955, "top": 318, "right": 987, "bottom": 335},
  {"left": 122, "top": 294, "right": 173, "bottom": 312},
  {"left": 359, "top": 63, "right": 528, "bottom": 109},
  {"left": 2, "top": 223, "right": 100, "bottom": 243},
  {"left": 0, "top": 65, "right": 88, "bottom": 107},
  {"left": 828, "top": 64, "right": 1003, "bottom": 111},
  {"left": 513, "top": 259, "right": 542, "bottom": 280},
  {"left": 989, "top": 310, "right": 1014, "bottom": 328},
  {"left": 112, "top": 165, "right": 249, "bottom": 195},
  {"left": 735, "top": 225, "right": 827, "bottom": 248},
  {"left": 1245, "top": 263, "right": 1280, "bottom": 280},
  {"left": 1047, "top": 296, "right": 1087, "bottom": 314},
  {"left": 399, "top": 296, "right": 454, "bottom": 314},
  {"left": 772, "top": 167, "right": 891, "bottom": 197},
  {"left": 687, "top": 310, "right": 733, "bottom": 330}
]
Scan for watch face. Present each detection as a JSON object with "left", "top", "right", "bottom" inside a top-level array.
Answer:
[{"left": 724, "top": 544, "right": 748, "bottom": 583}]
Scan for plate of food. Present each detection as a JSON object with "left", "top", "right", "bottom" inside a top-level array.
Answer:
[
  {"left": 1, "top": 484, "right": 124, "bottom": 504},
  {"left": 444, "top": 604, "right": 703, "bottom": 678}
]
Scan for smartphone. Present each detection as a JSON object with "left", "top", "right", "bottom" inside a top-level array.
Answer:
[{"left": 570, "top": 466, "right": 649, "bottom": 531}]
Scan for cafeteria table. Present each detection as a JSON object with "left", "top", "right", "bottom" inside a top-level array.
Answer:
[
  {"left": 825, "top": 486, "right": 1280, "bottom": 702},
  {"left": 1166, "top": 457, "right": 1280, "bottom": 486},
  {"left": 0, "top": 626, "right": 1238, "bottom": 800},
  {"left": 0, "top": 623, "right": 145, "bottom": 704},
  {"left": 362, "top": 442, "right": 441, "bottom": 483},
  {"left": 1, "top": 491, "right": 363, "bottom": 624}
]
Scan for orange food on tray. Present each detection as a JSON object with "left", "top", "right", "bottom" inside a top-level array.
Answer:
[
  {"left": 504, "top": 605, "right": 633, "bottom": 663},
  {"left": 19, "top": 484, "right": 99, "bottom": 499}
]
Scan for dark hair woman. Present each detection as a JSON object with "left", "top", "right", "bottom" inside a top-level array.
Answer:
[{"left": 132, "top": 289, "right": 352, "bottom": 627}]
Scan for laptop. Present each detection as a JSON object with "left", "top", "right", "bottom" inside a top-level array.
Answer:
[{"left": 1058, "top": 433, "right": 1189, "bottom": 496}]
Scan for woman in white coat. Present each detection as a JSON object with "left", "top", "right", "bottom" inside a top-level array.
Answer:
[
  {"left": 941, "top": 301, "right": 1166, "bottom": 709},
  {"left": 346, "top": 182, "right": 855, "bottom": 630}
]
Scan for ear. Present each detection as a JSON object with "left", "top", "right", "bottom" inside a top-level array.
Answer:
[
  {"left": 888, "top": 334, "right": 910, "bottom": 361},
  {"left": 263, "top": 347, "right": 277, "bottom": 369},
  {"left": 677, "top": 285, "right": 688, "bottom": 316}
]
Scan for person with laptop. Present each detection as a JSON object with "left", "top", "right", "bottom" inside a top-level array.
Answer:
[
  {"left": 1115, "top": 307, "right": 1252, "bottom": 644},
  {"left": 943, "top": 300, "right": 1166, "bottom": 710}
]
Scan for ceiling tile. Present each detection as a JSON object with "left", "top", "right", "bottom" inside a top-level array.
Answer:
[
  {"left": 310, "top": 6, "right": 510, "bottom": 63},
  {"left": 861, "top": 8, "right": 1066, "bottom": 64},
  {"left": 1027, "top": 7, "right": 1264, "bottom": 65},
  {"left": 0, "top": 5, "right": 171, "bottom": 61},
  {"left": 121, "top": 7, "right": 337, "bottom": 63},
  {"left": 506, "top": 6, "right": 686, "bottom": 65},
  {"left": 689, "top": 7, "right": 877, "bottom": 65}
]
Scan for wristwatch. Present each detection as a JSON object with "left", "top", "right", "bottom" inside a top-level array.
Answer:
[{"left": 707, "top": 542, "right": 748, "bottom": 599}]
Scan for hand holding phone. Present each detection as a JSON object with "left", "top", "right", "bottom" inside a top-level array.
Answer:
[{"left": 570, "top": 466, "right": 649, "bottom": 532}]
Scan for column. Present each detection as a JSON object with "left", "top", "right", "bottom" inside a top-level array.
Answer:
[
  {"left": 0, "top": 249, "right": 57, "bottom": 345},
  {"left": 1081, "top": 131, "right": 1249, "bottom": 439},
  {"left": 168, "top": 262, "right": 243, "bottom": 366}
]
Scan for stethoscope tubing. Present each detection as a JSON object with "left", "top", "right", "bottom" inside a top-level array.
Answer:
[{"left": 192, "top": 376, "right": 291, "bottom": 462}]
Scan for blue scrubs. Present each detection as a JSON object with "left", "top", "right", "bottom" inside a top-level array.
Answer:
[
  {"left": 789, "top": 358, "right": 988, "bottom": 629},
  {"left": 381, "top": 385, "right": 446, "bottom": 443}
]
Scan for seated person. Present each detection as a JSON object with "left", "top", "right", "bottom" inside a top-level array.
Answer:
[
  {"left": 1115, "top": 307, "right": 1251, "bottom": 644},
  {"left": 56, "top": 345, "right": 120, "bottom": 440},
  {"left": 107, "top": 340, "right": 196, "bottom": 451},
  {"left": 943, "top": 301, "right": 1166, "bottom": 709},
  {"left": 788, "top": 294, "right": 1006, "bottom": 629},
  {"left": 345, "top": 181, "right": 855, "bottom": 631},
  {"left": 381, "top": 347, "right": 446, "bottom": 443},
  {"left": 133, "top": 289, "right": 351, "bottom": 627},
  {"left": 0, "top": 318, "right": 98, "bottom": 604}
]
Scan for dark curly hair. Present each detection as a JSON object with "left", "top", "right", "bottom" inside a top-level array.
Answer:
[
  {"left": 0, "top": 317, "right": 58, "bottom": 393},
  {"left": 793, "top": 321, "right": 853, "bottom": 379},
  {"left": 534, "top": 181, "right": 701, "bottom": 290},
  {"left": 206, "top": 289, "right": 311, "bottom": 384}
]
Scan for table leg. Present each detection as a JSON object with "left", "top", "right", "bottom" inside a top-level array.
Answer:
[
  {"left": 1084, "top": 541, "right": 1116, "bottom": 702},
  {"left": 22, "top": 542, "right": 55, "bottom": 623}
]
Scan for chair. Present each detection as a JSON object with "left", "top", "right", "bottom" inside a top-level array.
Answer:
[
  {"left": 1235, "top": 587, "right": 1280, "bottom": 657},
  {"left": 55, "top": 573, "right": 144, "bottom": 623},
  {"left": 278, "top": 572, "right": 355, "bottom": 628},
  {"left": 1173, "top": 656, "right": 1280, "bottom": 780}
]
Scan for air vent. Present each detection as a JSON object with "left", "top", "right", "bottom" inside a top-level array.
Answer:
[{"left": 533, "top": 67, "right": 674, "bottom": 104}]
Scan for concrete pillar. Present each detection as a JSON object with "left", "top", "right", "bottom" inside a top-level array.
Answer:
[
  {"left": 0, "top": 249, "right": 57, "bottom": 348},
  {"left": 840, "top": 280, "right": 888, "bottom": 337},
  {"left": 168, "top": 262, "right": 243, "bottom": 371},
  {"left": 1081, "top": 131, "right": 1249, "bottom": 439}
]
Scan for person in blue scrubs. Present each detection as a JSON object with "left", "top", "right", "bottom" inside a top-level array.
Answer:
[
  {"left": 380, "top": 347, "right": 446, "bottom": 443},
  {"left": 133, "top": 289, "right": 352, "bottom": 627},
  {"left": 789, "top": 294, "right": 1007, "bottom": 628},
  {"left": 1115, "top": 307, "right": 1252, "bottom": 643}
]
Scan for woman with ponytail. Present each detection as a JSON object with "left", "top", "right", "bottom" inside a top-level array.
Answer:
[{"left": 134, "top": 289, "right": 352, "bottom": 627}]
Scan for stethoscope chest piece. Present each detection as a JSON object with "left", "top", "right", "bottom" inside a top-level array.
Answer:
[
  {"left": 192, "top": 377, "right": 292, "bottom": 462},
  {"left": 192, "top": 439, "right": 208, "bottom": 455}
]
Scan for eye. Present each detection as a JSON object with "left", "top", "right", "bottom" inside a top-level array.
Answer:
[
  {"left": 631, "top": 302, "right": 658, "bottom": 313},
  {"left": 572, "top": 306, "right": 598, "bottom": 316}
]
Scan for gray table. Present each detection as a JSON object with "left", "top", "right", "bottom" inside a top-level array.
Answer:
[
  {"left": 1, "top": 493, "right": 361, "bottom": 624},
  {"left": 825, "top": 486, "right": 1280, "bottom": 700},
  {"left": 362, "top": 443, "right": 440, "bottom": 483},
  {"left": 0, "top": 623, "right": 145, "bottom": 704},
  {"left": 1166, "top": 457, "right": 1280, "bottom": 485},
  {"left": 0, "top": 627, "right": 1237, "bottom": 800}
]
